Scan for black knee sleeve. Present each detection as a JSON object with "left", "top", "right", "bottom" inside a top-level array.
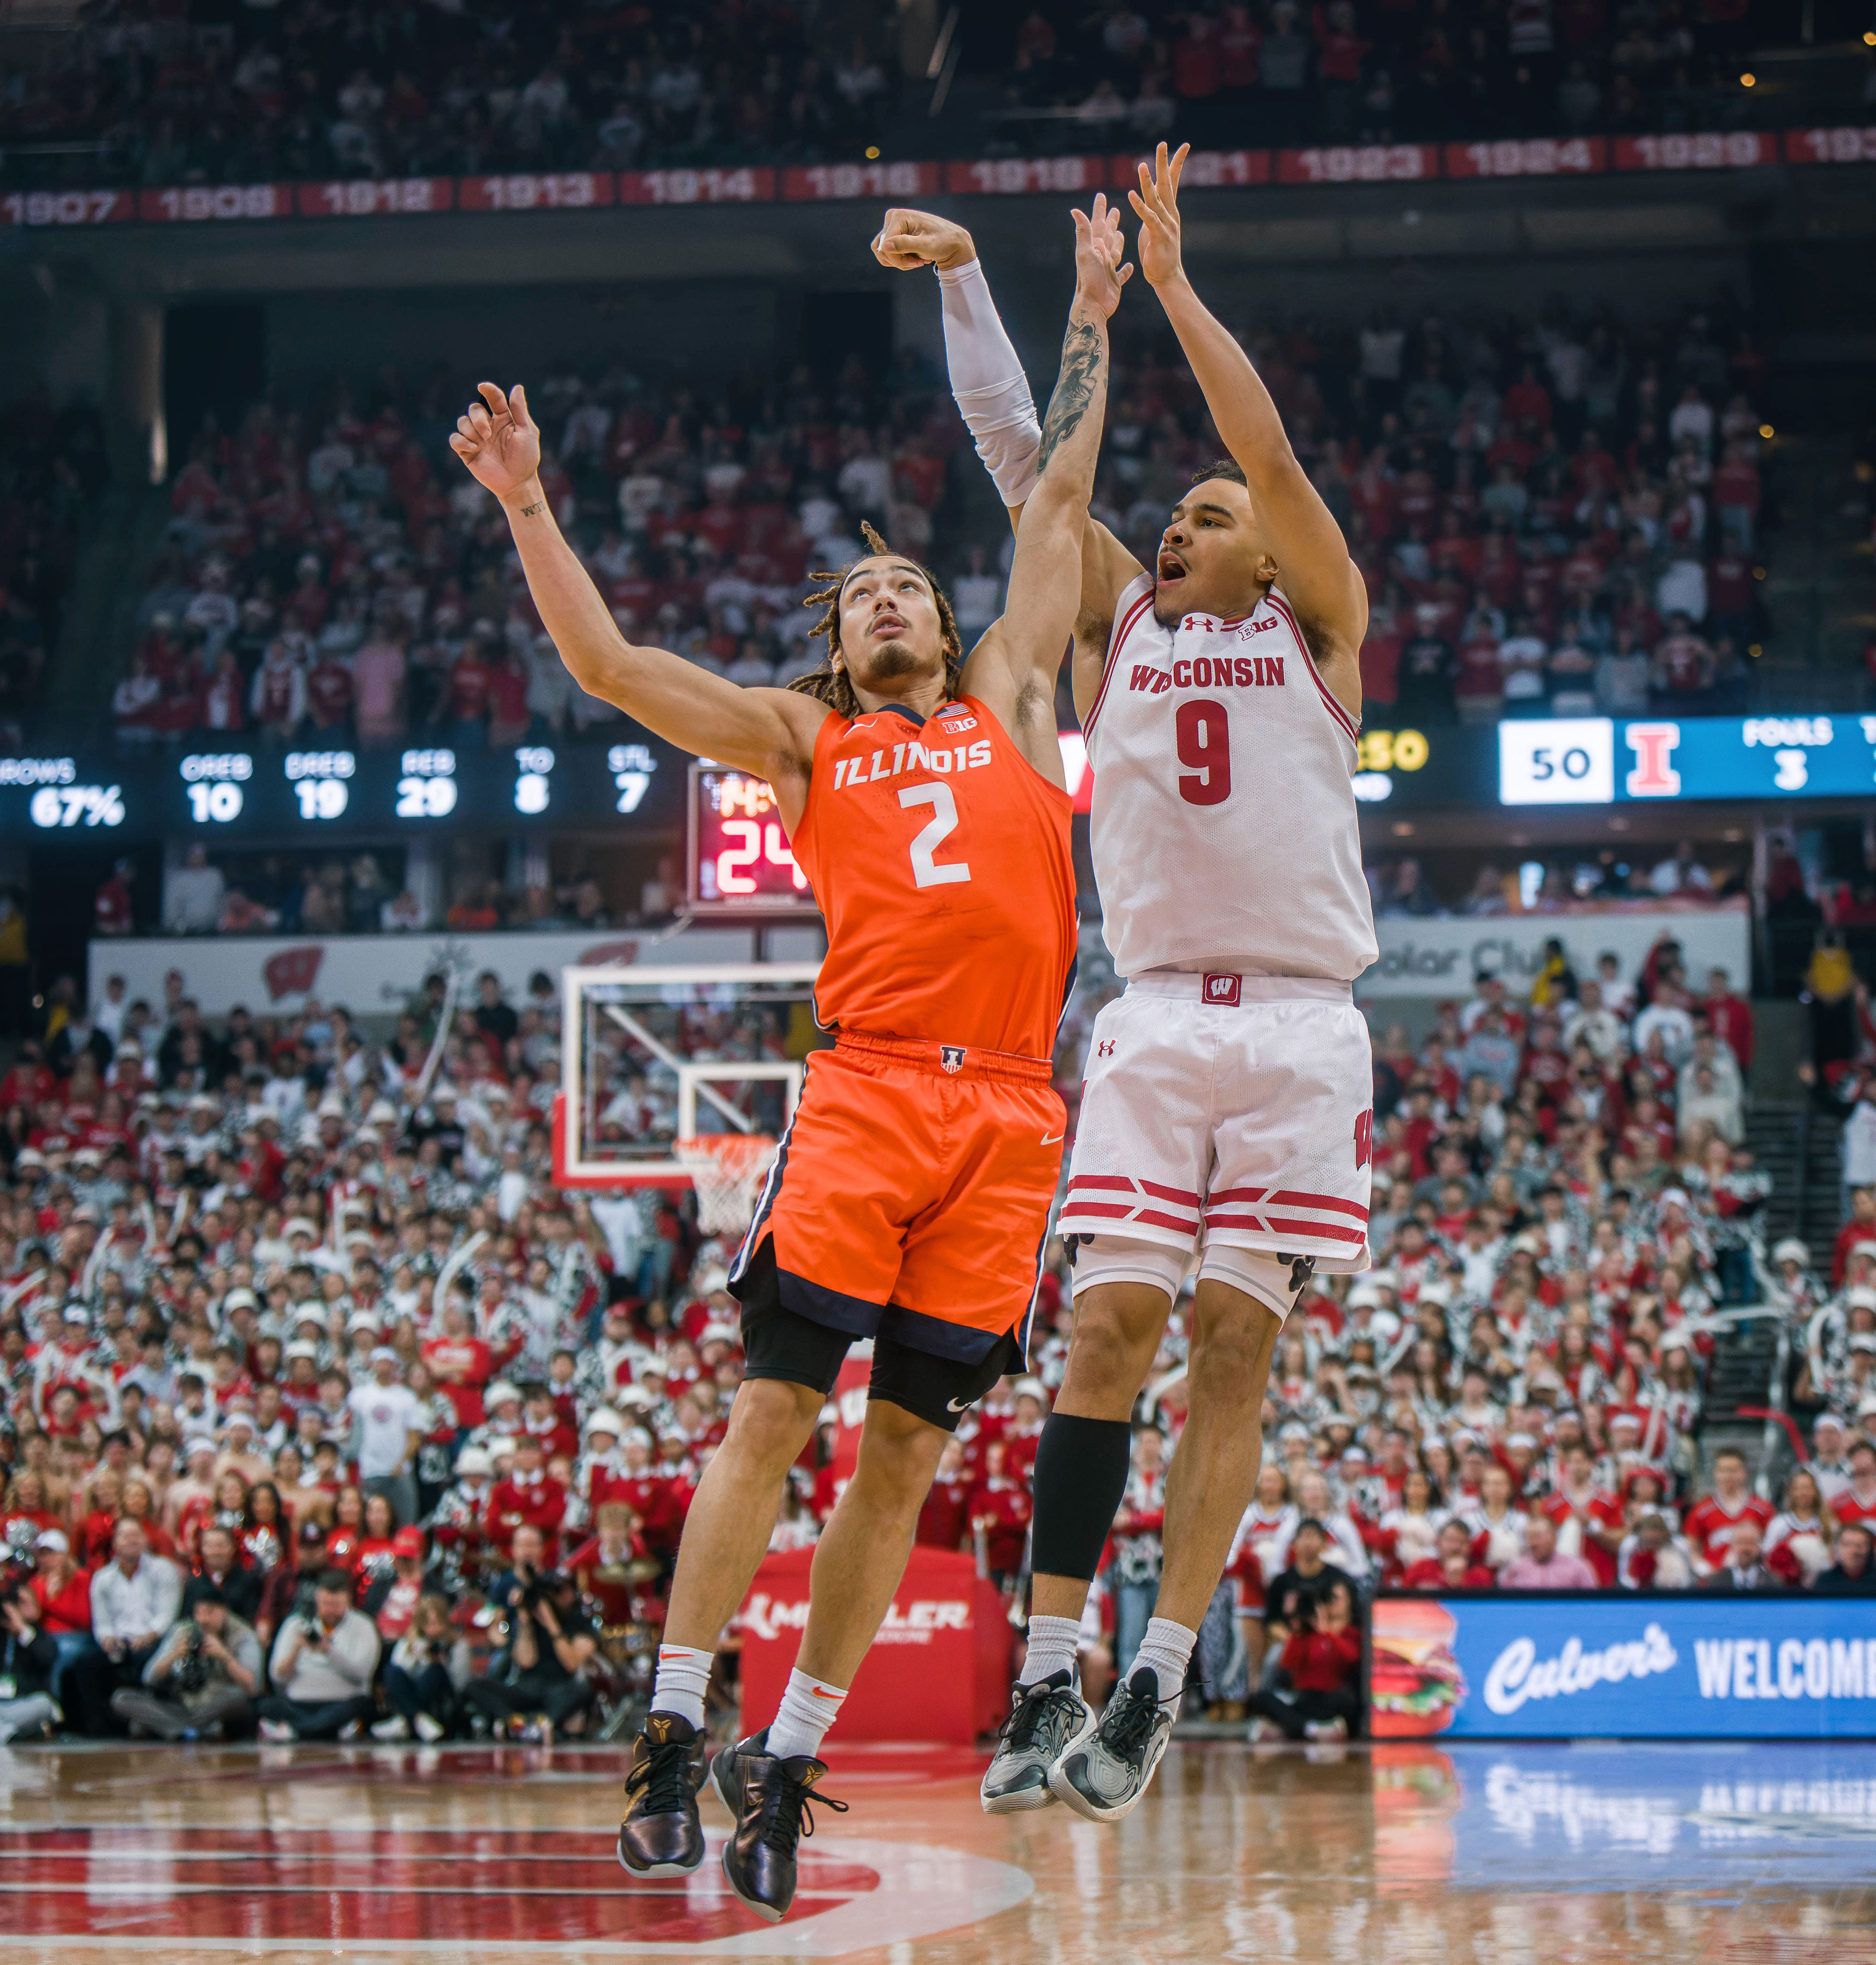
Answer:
[{"left": 1029, "top": 1412, "right": 1133, "bottom": 1582}]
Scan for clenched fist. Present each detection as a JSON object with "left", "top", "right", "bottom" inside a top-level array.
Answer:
[{"left": 872, "top": 208, "right": 977, "bottom": 273}]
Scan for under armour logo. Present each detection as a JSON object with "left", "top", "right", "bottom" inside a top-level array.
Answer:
[
  {"left": 1096, "top": 1040, "right": 1116, "bottom": 1057},
  {"left": 940, "top": 1046, "right": 965, "bottom": 1073},
  {"left": 1203, "top": 973, "right": 1242, "bottom": 1006}
]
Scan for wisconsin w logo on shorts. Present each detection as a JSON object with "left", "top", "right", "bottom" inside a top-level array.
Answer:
[{"left": 940, "top": 1046, "right": 966, "bottom": 1073}]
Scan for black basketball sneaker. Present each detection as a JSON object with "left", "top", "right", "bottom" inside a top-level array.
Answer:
[
  {"left": 709, "top": 1727, "right": 849, "bottom": 1924},
  {"left": 617, "top": 1712, "right": 707, "bottom": 1876}
]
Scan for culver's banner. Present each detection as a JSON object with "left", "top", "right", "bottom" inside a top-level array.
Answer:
[
  {"left": 1359, "top": 904, "right": 1749, "bottom": 1001},
  {"left": 1372, "top": 1594, "right": 1876, "bottom": 1739}
]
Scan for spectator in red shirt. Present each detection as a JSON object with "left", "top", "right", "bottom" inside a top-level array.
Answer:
[
  {"left": 487, "top": 646, "right": 531, "bottom": 744},
  {"left": 304, "top": 654, "right": 354, "bottom": 734},
  {"left": 1248, "top": 1575, "right": 1362, "bottom": 1740},
  {"left": 1541, "top": 1443, "right": 1624, "bottom": 1585},
  {"left": 31, "top": 1531, "right": 94, "bottom": 1639},
  {"left": 445, "top": 635, "right": 496, "bottom": 740},
  {"left": 1683, "top": 1449, "right": 1775, "bottom": 1567},
  {"left": 1703, "top": 966, "right": 1754, "bottom": 1071},
  {"left": 486, "top": 1434, "right": 567, "bottom": 1565},
  {"left": 1831, "top": 1188, "right": 1876, "bottom": 1284},
  {"left": 1403, "top": 1518, "right": 1495, "bottom": 1590},
  {"left": 93, "top": 861, "right": 135, "bottom": 938},
  {"left": 916, "top": 1438, "right": 973, "bottom": 1551}
]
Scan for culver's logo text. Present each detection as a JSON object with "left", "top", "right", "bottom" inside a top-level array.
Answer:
[{"left": 1484, "top": 1623, "right": 1679, "bottom": 1715}]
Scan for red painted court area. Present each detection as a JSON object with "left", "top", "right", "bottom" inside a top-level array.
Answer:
[{"left": 0, "top": 1825, "right": 881, "bottom": 1944}]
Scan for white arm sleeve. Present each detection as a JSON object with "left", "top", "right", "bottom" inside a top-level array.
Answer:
[{"left": 937, "top": 259, "right": 1042, "bottom": 510}]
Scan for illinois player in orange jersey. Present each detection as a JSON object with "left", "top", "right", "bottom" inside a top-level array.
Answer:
[{"left": 450, "top": 197, "right": 1130, "bottom": 1922}]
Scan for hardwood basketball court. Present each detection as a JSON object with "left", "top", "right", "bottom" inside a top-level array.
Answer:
[{"left": 4, "top": 1737, "right": 1871, "bottom": 1962}]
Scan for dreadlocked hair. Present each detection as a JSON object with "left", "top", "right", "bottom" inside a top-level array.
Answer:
[{"left": 788, "top": 520, "right": 965, "bottom": 720}]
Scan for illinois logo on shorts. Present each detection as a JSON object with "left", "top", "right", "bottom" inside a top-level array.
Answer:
[{"left": 940, "top": 1046, "right": 966, "bottom": 1073}]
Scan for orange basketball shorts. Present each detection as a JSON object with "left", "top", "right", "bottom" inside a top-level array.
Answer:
[{"left": 727, "top": 1030, "right": 1066, "bottom": 1363}]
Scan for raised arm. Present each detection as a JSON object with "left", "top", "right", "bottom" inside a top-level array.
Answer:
[
  {"left": 873, "top": 208, "right": 1141, "bottom": 664},
  {"left": 1129, "top": 143, "right": 1366, "bottom": 700},
  {"left": 449, "top": 385, "right": 826, "bottom": 824},
  {"left": 957, "top": 199, "right": 1125, "bottom": 782}
]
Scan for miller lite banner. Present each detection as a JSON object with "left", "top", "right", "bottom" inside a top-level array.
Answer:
[
  {"left": 1371, "top": 1595, "right": 1876, "bottom": 1740},
  {"left": 738, "top": 1545, "right": 1013, "bottom": 1744}
]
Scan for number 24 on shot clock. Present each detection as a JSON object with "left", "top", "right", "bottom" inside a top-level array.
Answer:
[{"left": 688, "top": 762, "right": 814, "bottom": 908}]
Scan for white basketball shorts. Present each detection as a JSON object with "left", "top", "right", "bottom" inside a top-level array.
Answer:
[{"left": 1057, "top": 972, "right": 1375, "bottom": 1276}]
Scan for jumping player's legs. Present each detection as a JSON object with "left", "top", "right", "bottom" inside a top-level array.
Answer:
[
  {"left": 1029, "top": 1275, "right": 1171, "bottom": 1626},
  {"left": 659, "top": 1375, "right": 825, "bottom": 1657},
  {"left": 1150, "top": 1275, "right": 1282, "bottom": 1630},
  {"left": 794, "top": 1398, "right": 954, "bottom": 1689}
]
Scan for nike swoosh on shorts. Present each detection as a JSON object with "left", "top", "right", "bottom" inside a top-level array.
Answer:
[
  {"left": 947, "top": 1397, "right": 972, "bottom": 1413},
  {"left": 1041, "top": 1132, "right": 1064, "bottom": 1145}
]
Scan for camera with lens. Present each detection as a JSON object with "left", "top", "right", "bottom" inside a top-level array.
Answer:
[{"left": 171, "top": 1625, "right": 212, "bottom": 1695}]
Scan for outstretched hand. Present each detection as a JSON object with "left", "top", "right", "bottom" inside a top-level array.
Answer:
[
  {"left": 449, "top": 382, "right": 543, "bottom": 505},
  {"left": 1127, "top": 140, "right": 1189, "bottom": 288},
  {"left": 1071, "top": 192, "right": 1133, "bottom": 320},
  {"left": 872, "top": 208, "right": 976, "bottom": 272}
]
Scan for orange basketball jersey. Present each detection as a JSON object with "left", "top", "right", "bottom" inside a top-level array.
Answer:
[{"left": 790, "top": 695, "right": 1077, "bottom": 1060}]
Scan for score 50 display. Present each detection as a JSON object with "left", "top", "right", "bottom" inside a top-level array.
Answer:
[{"left": 1499, "top": 715, "right": 1876, "bottom": 805}]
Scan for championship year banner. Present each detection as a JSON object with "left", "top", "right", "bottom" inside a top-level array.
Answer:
[
  {"left": 1372, "top": 1594, "right": 1876, "bottom": 1740},
  {"left": 5, "top": 128, "right": 1870, "bottom": 227}
]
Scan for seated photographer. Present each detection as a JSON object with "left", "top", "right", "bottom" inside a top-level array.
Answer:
[
  {"left": 258, "top": 1568, "right": 382, "bottom": 1742},
  {"left": 465, "top": 1565, "right": 598, "bottom": 1742},
  {"left": 374, "top": 1590, "right": 472, "bottom": 1743},
  {"left": 0, "top": 1575, "right": 62, "bottom": 1744},
  {"left": 1248, "top": 1576, "right": 1363, "bottom": 1742},
  {"left": 110, "top": 1583, "right": 262, "bottom": 1742},
  {"left": 1260, "top": 1518, "right": 1358, "bottom": 1671}
]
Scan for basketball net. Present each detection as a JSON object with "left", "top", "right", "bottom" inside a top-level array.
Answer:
[{"left": 675, "top": 1133, "right": 778, "bottom": 1236}]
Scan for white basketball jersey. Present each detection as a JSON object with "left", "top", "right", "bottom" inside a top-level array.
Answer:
[{"left": 1083, "top": 573, "right": 1379, "bottom": 983}]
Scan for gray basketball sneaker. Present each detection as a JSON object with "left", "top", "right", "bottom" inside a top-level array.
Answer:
[
  {"left": 1047, "top": 1668, "right": 1175, "bottom": 1823},
  {"left": 980, "top": 1671, "right": 1095, "bottom": 1815}
]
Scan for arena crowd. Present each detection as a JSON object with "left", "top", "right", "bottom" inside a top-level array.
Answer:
[
  {"left": 108, "top": 280, "right": 1770, "bottom": 765},
  {"left": 2, "top": 918, "right": 1873, "bottom": 1747}
]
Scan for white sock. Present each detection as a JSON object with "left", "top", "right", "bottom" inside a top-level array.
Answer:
[
  {"left": 765, "top": 1668, "right": 847, "bottom": 1763},
  {"left": 650, "top": 1643, "right": 714, "bottom": 1729},
  {"left": 1130, "top": 1617, "right": 1196, "bottom": 1714},
  {"left": 1018, "top": 1615, "right": 1082, "bottom": 1688}
]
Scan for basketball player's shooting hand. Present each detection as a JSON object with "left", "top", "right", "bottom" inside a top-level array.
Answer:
[
  {"left": 871, "top": 208, "right": 975, "bottom": 272},
  {"left": 449, "top": 382, "right": 543, "bottom": 506},
  {"left": 1071, "top": 193, "right": 1132, "bottom": 320},
  {"left": 1126, "top": 140, "right": 1190, "bottom": 289}
]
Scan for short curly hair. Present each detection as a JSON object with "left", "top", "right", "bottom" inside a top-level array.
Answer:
[{"left": 788, "top": 521, "right": 965, "bottom": 721}]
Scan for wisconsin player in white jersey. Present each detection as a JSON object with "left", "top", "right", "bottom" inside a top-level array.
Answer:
[{"left": 877, "top": 142, "right": 1376, "bottom": 1818}]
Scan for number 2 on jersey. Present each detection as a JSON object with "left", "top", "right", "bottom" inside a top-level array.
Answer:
[
  {"left": 1176, "top": 699, "right": 1232, "bottom": 806},
  {"left": 899, "top": 781, "right": 971, "bottom": 887}
]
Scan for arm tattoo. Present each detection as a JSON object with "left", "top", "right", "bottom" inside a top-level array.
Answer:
[
  {"left": 1037, "top": 316, "right": 1103, "bottom": 472},
  {"left": 516, "top": 499, "right": 546, "bottom": 517}
]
